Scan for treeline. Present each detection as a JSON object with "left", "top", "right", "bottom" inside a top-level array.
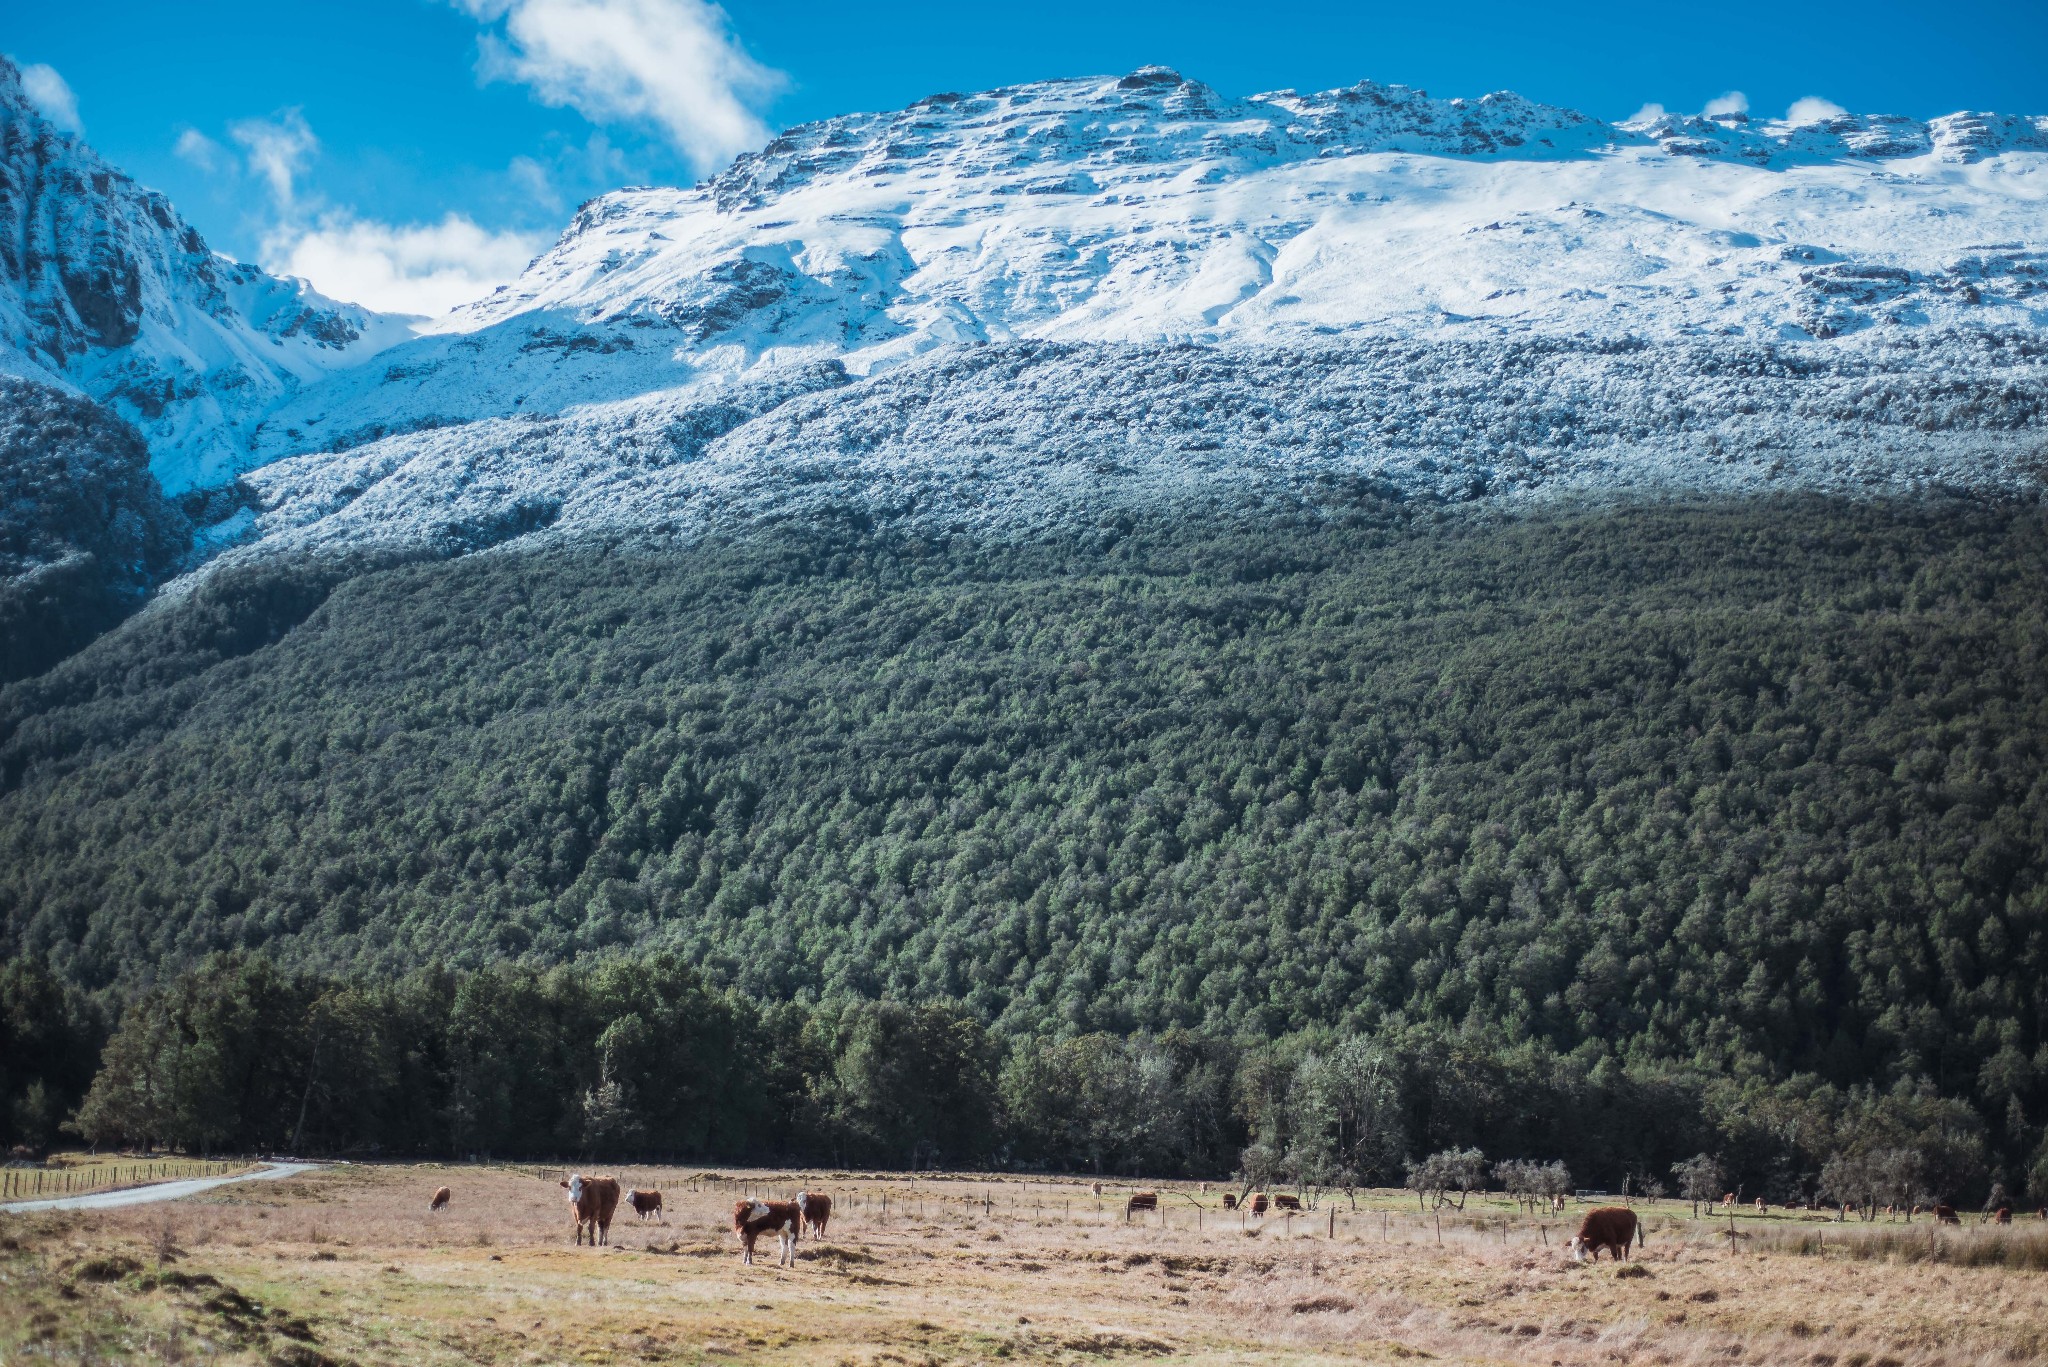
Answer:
[
  {"left": 3, "top": 492, "right": 2047, "bottom": 1199},
  {"left": 21, "top": 951, "right": 2038, "bottom": 1207}
]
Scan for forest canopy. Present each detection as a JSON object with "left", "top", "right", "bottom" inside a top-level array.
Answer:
[{"left": 2, "top": 489, "right": 2045, "bottom": 1197}]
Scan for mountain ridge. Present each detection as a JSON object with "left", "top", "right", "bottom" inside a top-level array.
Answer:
[{"left": 0, "top": 56, "right": 410, "bottom": 493}]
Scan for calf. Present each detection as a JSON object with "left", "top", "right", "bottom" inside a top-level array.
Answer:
[
  {"left": 1272, "top": 1194, "right": 1302, "bottom": 1211},
  {"left": 429, "top": 1186, "right": 451, "bottom": 1212},
  {"left": 1126, "top": 1191, "right": 1159, "bottom": 1218},
  {"left": 1568, "top": 1206, "right": 1642, "bottom": 1263},
  {"left": 624, "top": 1188, "right": 665, "bottom": 1222},
  {"left": 733, "top": 1199, "right": 802, "bottom": 1266},
  {"left": 796, "top": 1190, "right": 833, "bottom": 1237},
  {"left": 561, "top": 1174, "right": 622, "bottom": 1246}
]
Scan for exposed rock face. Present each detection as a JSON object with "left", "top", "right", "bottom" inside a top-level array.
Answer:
[
  {"left": 0, "top": 377, "right": 191, "bottom": 680},
  {"left": 0, "top": 56, "right": 407, "bottom": 491}
]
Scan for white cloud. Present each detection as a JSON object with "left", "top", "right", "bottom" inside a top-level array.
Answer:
[
  {"left": 1787, "top": 96, "right": 1850, "bottom": 125},
  {"left": 174, "top": 127, "right": 226, "bottom": 173},
  {"left": 1624, "top": 103, "right": 1668, "bottom": 126},
  {"left": 19, "top": 62, "right": 82, "bottom": 134},
  {"left": 1703, "top": 91, "right": 1749, "bottom": 118},
  {"left": 454, "top": 0, "right": 781, "bottom": 174},
  {"left": 229, "top": 110, "right": 318, "bottom": 208},
  {"left": 264, "top": 213, "right": 544, "bottom": 318}
]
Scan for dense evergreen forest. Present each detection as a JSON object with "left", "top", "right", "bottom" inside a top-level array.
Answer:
[{"left": 2, "top": 489, "right": 2045, "bottom": 1200}]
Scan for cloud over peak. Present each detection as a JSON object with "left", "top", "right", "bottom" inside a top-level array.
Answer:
[
  {"left": 18, "top": 61, "right": 83, "bottom": 134},
  {"left": 454, "top": 0, "right": 781, "bottom": 174}
]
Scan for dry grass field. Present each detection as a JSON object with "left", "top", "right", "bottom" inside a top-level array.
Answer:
[{"left": 3, "top": 1164, "right": 2044, "bottom": 1367}]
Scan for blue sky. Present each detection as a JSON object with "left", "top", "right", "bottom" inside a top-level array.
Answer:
[{"left": 10, "top": 0, "right": 2045, "bottom": 316}]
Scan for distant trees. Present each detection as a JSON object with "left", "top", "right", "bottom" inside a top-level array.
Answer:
[
  {"left": 1494, "top": 1159, "right": 1571, "bottom": 1214},
  {"left": 1407, "top": 1148, "right": 1488, "bottom": 1211},
  {"left": 9, "top": 496, "right": 2048, "bottom": 1197},
  {"left": 1670, "top": 1154, "right": 1724, "bottom": 1217}
]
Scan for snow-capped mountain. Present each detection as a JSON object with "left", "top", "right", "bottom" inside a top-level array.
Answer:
[
  {"left": 191, "top": 67, "right": 2045, "bottom": 567},
  {"left": 0, "top": 56, "right": 410, "bottom": 492},
  {"left": 250, "top": 66, "right": 2048, "bottom": 469}
]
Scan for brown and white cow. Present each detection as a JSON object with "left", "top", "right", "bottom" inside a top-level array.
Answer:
[
  {"left": 1272, "top": 1194, "right": 1303, "bottom": 1212},
  {"left": 1221, "top": 1192, "right": 1239, "bottom": 1210},
  {"left": 429, "top": 1186, "right": 451, "bottom": 1212},
  {"left": 1568, "top": 1206, "right": 1642, "bottom": 1263},
  {"left": 796, "top": 1191, "right": 833, "bottom": 1238},
  {"left": 1990, "top": 1207, "right": 2012, "bottom": 1225},
  {"left": 733, "top": 1199, "right": 803, "bottom": 1266},
  {"left": 1720, "top": 1193, "right": 1736, "bottom": 1209},
  {"left": 1248, "top": 1192, "right": 1270, "bottom": 1217},
  {"left": 1753, "top": 1198, "right": 1767, "bottom": 1215},
  {"left": 623, "top": 1188, "right": 665, "bottom": 1222},
  {"left": 1126, "top": 1191, "right": 1158, "bottom": 1219},
  {"left": 561, "top": 1174, "right": 622, "bottom": 1246}
]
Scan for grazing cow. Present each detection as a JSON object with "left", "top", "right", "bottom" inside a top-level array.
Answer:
[
  {"left": 1935, "top": 1204, "right": 1961, "bottom": 1225},
  {"left": 1272, "top": 1194, "right": 1302, "bottom": 1212},
  {"left": 429, "top": 1186, "right": 451, "bottom": 1212},
  {"left": 623, "top": 1188, "right": 665, "bottom": 1222},
  {"left": 560, "top": 1174, "right": 622, "bottom": 1246},
  {"left": 1126, "top": 1191, "right": 1159, "bottom": 1218},
  {"left": 1720, "top": 1193, "right": 1735, "bottom": 1209},
  {"left": 1248, "top": 1192, "right": 1270, "bottom": 1217},
  {"left": 732, "top": 1199, "right": 802, "bottom": 1266},
  {"left": 1568, "top": 1207, "right": 1642, "bottom": 1263},
  {"left": 796, "top": 1191, "right": 833, "bottom": 1238},
  {"left": 1221, "top": 1193, "right": 1238, "bottom": 1210},
  {"left": 1991, "top": 1207, "right": 2012, "bottom": 1225}
]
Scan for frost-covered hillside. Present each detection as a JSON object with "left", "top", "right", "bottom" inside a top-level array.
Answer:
[
  {"left": 251, "top": 66, "right": 2048, "bottom": 470},
  {"left": 207, "top": 67, "right": 2047, "bottom": 564},
  {"left": 0, "top": 57, "right": 409, "bottom": 491}
]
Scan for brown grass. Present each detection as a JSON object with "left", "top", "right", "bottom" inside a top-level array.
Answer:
[{"left": 3, "top": 1167, "right": 2044, "bottom": 1367}]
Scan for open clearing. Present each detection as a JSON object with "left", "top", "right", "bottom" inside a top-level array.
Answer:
[{"left": 3, "top": 1165, "right": 2043, "bottom": 1367}]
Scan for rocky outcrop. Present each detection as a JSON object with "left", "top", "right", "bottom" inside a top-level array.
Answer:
[
  {"left": 0, "top": 377, "right": 191, "bottom": 680},
  {"left": 0, "top": 56, "right": 406, "bottom": 490}
]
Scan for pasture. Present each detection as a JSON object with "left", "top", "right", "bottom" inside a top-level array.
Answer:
[{"left": 3, "top": 1164, "right": 2045, "bottom": 1367}]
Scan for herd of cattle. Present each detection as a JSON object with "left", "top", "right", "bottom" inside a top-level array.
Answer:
[{"left": 415, "top": 1177, "right": 2044, "bottom": 1265}]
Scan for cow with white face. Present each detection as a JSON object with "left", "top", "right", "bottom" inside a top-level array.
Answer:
[{"left": 732, "top": 1198, "right": 802, "bottom": 1266}]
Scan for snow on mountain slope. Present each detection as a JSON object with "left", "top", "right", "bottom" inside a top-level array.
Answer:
[
  {"left": 251, "top": 66, "right": 2048, "bottom": 473},
  {"left": 199, "top": 330, "right": 2046, "bottom": 581},
  {"left": 0, "top": 57, "right": 410, "bottom": 492}
]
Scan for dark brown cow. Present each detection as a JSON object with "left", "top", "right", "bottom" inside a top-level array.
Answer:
[
  {"left": 1221, "top": 1192, "right": 1238, "bottom": 1210},
  {"left": 624, "top": 1188, "right": 665, "bottom": 1222},
  {"left": 560, "top": 1174, "right": 622, "bottom": 1246},
  {"left": 1934, "top": 1204, "right": 1961, "bottom": 1225},
  {"left": 1568, "top": 1206, "right": 1642, "bottom": 1263},
  {"left": 732, "top": 1198, "right": 802, "bottom": 1266},
  {"left": 1272, "top": 1194, "right": 1303, "bottom": 1212},
  {"left": 1126, "top": 1191, "right": 1158, "bottom": 1218},
  {"left": 796, "top": 1191, "right": 833, "bottom": 1237},
  {"left": 1248, "top": 1192, "right": 1270, "bottom": 1216},
  {"left": 429, "top": 1186, "right": 451, "bottom": 1212}
]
